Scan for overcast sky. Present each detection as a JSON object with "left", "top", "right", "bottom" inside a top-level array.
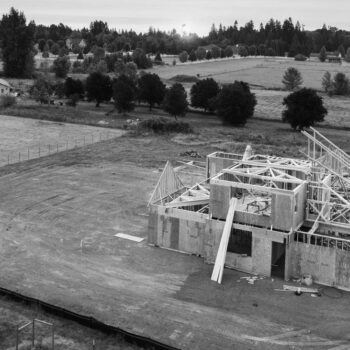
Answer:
[{"left": 1, "top": 0, "right": 349, "bottom": 35}]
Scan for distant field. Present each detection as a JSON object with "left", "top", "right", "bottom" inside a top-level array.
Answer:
[
  {"left": 253, "top": 89, "right": 350, "bottom": 129},
  {"left": 152, "top": 57, "right": 350, "bottom": 90}
]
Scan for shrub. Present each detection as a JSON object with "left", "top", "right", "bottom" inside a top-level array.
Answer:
[
  {"left": 189, "top": 50, "right": 197, "bottom": 62},
  {"left": 282, "top": 67, "right": 303, "bottom": 91},
  {"left": 282, "top": 88, "right": 327, "bottom": 130},
  {"left": 178, "top": 51, "right": 189, "bottom": 63},
  {"left": 211, "top": 45, "right": 221, "bottom": 59},
  {"left": 0, "top": 95, "right": 16, "bottom": 108},
  {"left": 214, "top": 81, "right": 256, "bottom": 126},
  {"left": 170, "top": 75, "right": 199, "bottom": 83},
  {"left": 139, "top": 117, "right": 193, "bottom": 134},
  {"left": 86, "top": 72, "right": 112, "bottom": 107},
  {"left": 294, "top": 54, "right": 307, "bottom": 61}
]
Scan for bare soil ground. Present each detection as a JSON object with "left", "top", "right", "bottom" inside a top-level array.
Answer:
[
  {"left": 152, "top": 57, "right": 350, "bottom": 90},
  {"left": 0, "top": 112, "right": 349, "bottom": 349}
]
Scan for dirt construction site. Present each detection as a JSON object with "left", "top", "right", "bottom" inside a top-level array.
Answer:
[{"left": 0, "top": 115, "right": 349, "bottom": 350}]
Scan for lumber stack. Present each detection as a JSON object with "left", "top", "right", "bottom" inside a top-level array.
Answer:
[{"left": 211, "top": 198, "right": 237, "bottom": 284}]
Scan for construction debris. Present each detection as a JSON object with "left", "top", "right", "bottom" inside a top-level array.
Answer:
[
  {"left": 179, "top": 150, "right": 202, "bottom": 158},
  {"left": 283, "top": 285, "right": 319, "bottom": 294}
]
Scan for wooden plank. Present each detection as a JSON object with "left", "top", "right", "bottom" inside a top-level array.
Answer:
[
  {"left": 283, "top": 285, "right": 319, "bottom": 293},
  {"left": 211, "top": 198, "right": 237, "bottom": 284}
]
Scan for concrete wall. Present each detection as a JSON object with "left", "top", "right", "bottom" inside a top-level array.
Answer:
[
  {"left": 149, "top": 205, "right": 290, "bottom": 279},
  {"left": 288, "top": 241, "right": 350, "bottom": 289},
  {"left": 207, "top": 154, "right": 240, "bottom": 178},
  {"left": 271, "top": 193, "right": 293, "bottom": 231}
]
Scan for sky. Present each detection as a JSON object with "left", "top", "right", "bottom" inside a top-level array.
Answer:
[{"left": 1, "top": 0, "right": 350, "bottom": 36}]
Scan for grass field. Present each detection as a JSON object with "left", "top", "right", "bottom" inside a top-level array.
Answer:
[
  {"left": 0, "top": 114, "right": 123, "bottom": 166},
  {"left": 152, "top": 57, "right": 350, "bottom": 90}
]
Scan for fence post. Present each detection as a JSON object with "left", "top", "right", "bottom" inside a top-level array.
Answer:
[
  {"left": 7, "top": 154, "right": 9, "bottom": 165},
  {"left": 32, "top": 320, "right": 35, "bottom": 348},
  {"left": 92, "top": 339, "right": 95, "bottom": 350},
  {"left": 91, "top": 134, "right": 94, "bottom": 144},
  {"left": 19, "top": 152, "right": 20, "bottom": 162},
  {"left": 28, "top": 147, "right": 30, "bottom": 160},
  {"left": 16, "top": 325, "right": 19, "bottom": 350},
  {"left": 57, "top": 144, "right": 59, "bottom": 153},
  {"left": 84, "top": 136, "right": 86, "bottom": 146},
  {"left": 39, "top": 145, "right": 41, "bottom": 157},
  {"left": 66, "top": 140, "right": 68, "bottom": 150},
  {"left": 48, "top": 144, "right": 51, "bottom": 154},
  {"left": 52, "top": 325, "right": 54, "bottom": 350}
]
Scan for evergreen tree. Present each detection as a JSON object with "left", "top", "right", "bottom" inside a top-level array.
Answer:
[
  {"left": 0, "top": 8, "right": 35, "bottom": 77},
  {"left": 319, "top": 46, "right": 327, "bottom": 62},
  {"left": 189, "top": 50, "right": 197, "bottom": 61},
  {"left": 282, "top": 67, "right": 303, "bottom": 91},
  {"left": 52, "top": 56, "right": 71, "bottom": 78}
]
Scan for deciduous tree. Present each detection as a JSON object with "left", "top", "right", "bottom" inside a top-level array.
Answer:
[
  {"left": 113, "top": 75, "right": 137, "bottom": 113},
  {"left": 190, "top": 78, "right": 220, "bottom": 111},
  {"left": 163, "top": 83, "right": 188, "bottom": 119},
  {"left": 214, "top": 81, "right": 256, "bottom": 126},
  {"left": 86, "top": 72, "right": 112, "bottom": 107},
  {"left": 282, "top": 88, "right": 327, "bottom": 130},
  {"left": 138, "top": 73, "right": 166, "bottom": 110},
  {"left": 52, "top": 56, "right": 71, "bottom": 78}
]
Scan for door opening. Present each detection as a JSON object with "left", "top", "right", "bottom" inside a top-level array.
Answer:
[{"left": 271, "top": 241, "right": 285, "bottom": 278}]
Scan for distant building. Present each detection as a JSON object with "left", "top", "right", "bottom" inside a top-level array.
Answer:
[
  {"left": 0, "top": 79, "right": 12, "bottom": 95},
  {"left": 328, "top": 55, "right": 341, "bottom": 64}
]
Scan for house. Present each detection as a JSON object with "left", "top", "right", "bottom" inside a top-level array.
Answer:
[
  {"left": 148, "top": 128, "right": 350, "bottom": 290},
  {"left": 0, "top": 79, "right": 12, "bottom": 96}
]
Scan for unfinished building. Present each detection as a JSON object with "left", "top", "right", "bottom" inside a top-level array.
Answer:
[{"left": 148, "top": 128, "right": 350, "bottom": 290}]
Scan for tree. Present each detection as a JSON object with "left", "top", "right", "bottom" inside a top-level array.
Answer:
[
  {"left": 319, "top": 46, "right": 327, "bottom": 62},
  {"left": 52, "top": 56, "right": 71, "bottom": 78},
  {"left": 211, "top": 45, "right": 221, "bottom": 59},
  {"left": 163, "top": 83, "right": 188, "bottom": 119},
  {"left": 282, "top": 88, "right": 327, "bottom": 130},
  {"left": 238, "top": 46, "right": 248, "bottom": 57},
  {"left": 345, "top": 48, "right": 350, "bottom": 63},
  {"left": 154, "top": 52, "right": 162, "bottom": 63},
  {"left": 206, "top": 50, "right": 213, "bottom": 60},
  {"left": 224, "top": 46, "right": 234, "bottom": 57},
  {"left": 113, "top": 75, "right": 137, "bottom": 113},
  {"left": 178, "top": 51, "right": 188, "bottom": 63},
  {"left": 64, "top": 77, "right": 84, "bottom": 98},
  {"left": 189, "top": 50, "right": 197, "bottom": 62},
  {"left": 282, "top": 67, "right": 303, "bottom": 91},
  {"left": 322, "top": 71, "right": 332, "bottom": 94},
  {"left": 38, "top": 39, "right": 46, "bottom": 52},
  {"left": 138, "top": 73, "right": 166, "bottom": 110},
  {"left": 30, "top": 74, "right": 54, "bottom": 104},
  {"left": 190, "top": 78, "right": 220, "bottom": 111},
  {"left": 196, "top": 47, "right": 206, "bottom": 60},
  {"left": 214, "top": 81, "right": 257, "bottom": 126},
  {"left": 132, "top": 48, "right": 152, "bottom": 69},
  {"left": 86, "top": 72, "right": 112, "bottom": 107},
  {"left": 0, "top": 8, "right": 35, "bottom": 77},
  {"left": 332, "top": 72, "right": 349, "bottom": 95},
  {"left": 51, "top": 43, "right": 60, "bottom": 55}
]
